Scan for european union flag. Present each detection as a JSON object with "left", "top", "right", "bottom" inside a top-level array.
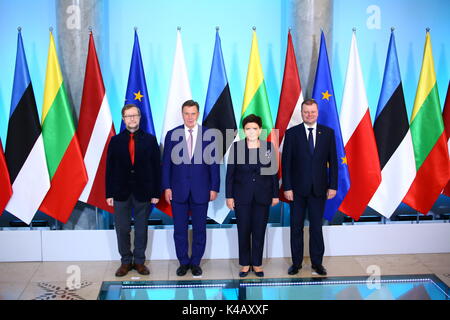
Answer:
[
  {"left": 121, "top": 30, "right": 156, "bottom": 135},
  {"left": 312, "top": 31, "right": 350, "bottom": 221}
]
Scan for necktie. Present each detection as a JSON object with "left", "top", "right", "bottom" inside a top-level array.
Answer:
[
  {"left": 187, "top": 129, "right": 193, "bottom": 159},
  {"left": 308, "top": 128, "right": 314, "bottom": 155},
  {"left": 129, "top": 133, "right": 135, "bottom": 165}
]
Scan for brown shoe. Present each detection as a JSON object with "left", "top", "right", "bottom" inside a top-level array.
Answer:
[
  {"left": 115, "top": 263, "right": 133, "bottom": 277},
  {"left": 134, "top": 263, "right": 150, "bottom": 275}
]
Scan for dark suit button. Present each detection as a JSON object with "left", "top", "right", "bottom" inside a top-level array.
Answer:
[
  {"left": 130, "top": 170, "right": 135, "bottom": 174},
  {"left": 252, "top": 178, "right": 256, "bottom": 182}
]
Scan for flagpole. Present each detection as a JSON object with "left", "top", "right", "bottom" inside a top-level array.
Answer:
[{"left": 95, "top": 206, "right": 99, "bottom": 229}]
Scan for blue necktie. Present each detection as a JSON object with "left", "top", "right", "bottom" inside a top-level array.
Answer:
[{"left": 308, "top": 128, "right": 314, "bottom": 154}]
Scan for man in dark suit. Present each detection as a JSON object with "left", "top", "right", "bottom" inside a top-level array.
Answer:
[
  {"left": 282, "top": 99, "right": 338, "bottom": 276},
  {"left": 106, "top": 104, "right": 161, "bottom": 277},
  {"left": 162, "top": 100, "right": 220, "bottom": 277}
]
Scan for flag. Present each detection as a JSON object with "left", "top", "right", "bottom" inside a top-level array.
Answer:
[
  {"left": 274, "top": 30, "right": 304, "bottom": 202},
  {"left": 402, "top": 32, "right": 450, "bottom": 213},
  {"left": 202, "top": 29, "right": 237, "bottom": 224},
  {"left": 312, "top": 31, "right": 350, "bottom": 221},
  {"left": 4, "top": 29, "right": 50, "bottom": 224},
  {"left": 120, "top": 30, "right": 156, "bottom": 135},
  {"left": 442, "top": 82, "right": 450, "bottom": 196},
  {"left": 157, "top": 28, "right": 192, "bottom": 216},
  {"left": 39, "top": 31, "right": 88, "bottom": 223},
  {"left": 0, "top": 139, "right": 12, "bottom": 215},
  {"left": 368, "top": 31, "right": 416, "bottom": 218},
  {"left": 339, "top": 31, "right": 381, "bottom": 220},
  {"left": 77, "top": 32, "right": 115, "bottom": 213},
  {"left": 240, "top": 29, "right": 273, "bottom": 139}
]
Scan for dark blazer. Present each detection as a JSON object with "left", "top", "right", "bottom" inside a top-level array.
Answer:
[
  {"left": 105, "top": 129, "right": 161, "bottom": 202},
  {"left": 282, "top": 123, "right": 338, "bottom": 197},
  {"left": 161, "top": 124, "right": 220, "bottom": 204},
  {"left": 226, "top": 139, "right": 279, "bottom": 206}
]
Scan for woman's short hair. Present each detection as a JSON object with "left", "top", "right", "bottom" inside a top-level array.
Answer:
[{"left": 242, "top": 114, "right": 262, "bottom": 128}]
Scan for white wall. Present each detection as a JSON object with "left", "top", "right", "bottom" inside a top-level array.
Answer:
[{"left": 1, "top": 224, "right": 449, "bottom": 262}]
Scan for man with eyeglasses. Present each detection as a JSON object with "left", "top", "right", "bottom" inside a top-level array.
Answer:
[{"left": 106, "top": 104, "right": 161, "bottom": 277}]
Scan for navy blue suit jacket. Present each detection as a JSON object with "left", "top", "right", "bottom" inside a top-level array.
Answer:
[
  {"left": 162, "top": 125, "right": 220, "bottom": 204},
  {"left": 226, "top": 139, "right": 279, "bottom": 206},
  {"left": 105, "top": 129, "right": 161, "bottom": 202},
  {"left": 282, "top": 123, "right": 338, "bottom": 197}
]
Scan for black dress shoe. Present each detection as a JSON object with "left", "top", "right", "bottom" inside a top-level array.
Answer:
[
  {"left": 254, "top": 270, "right": 264, "bottom": 277},
  {"left": 239, "top": 267, "right": 251, "bottom": 278},
  {"left": 288, "top": 265, "right": 301, "bottom": 275},
  {"left": 312, "top": 264, "right": 327, "bottom": 276},
  {"left": 176, "top": 264, "right": 190, "bottom": 276},
  {"left": 191, "top": 265, "right": 203, "bottom": 276},
  {"left": 239, "top": 271, "right": 249, "bottom": 277}
]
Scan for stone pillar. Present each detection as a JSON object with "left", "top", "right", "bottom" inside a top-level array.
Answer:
[
  {"left": 55, "top": 0, "right": 104, "bottom": 117},
  {"left": 290, "top": 0, "right": 333, "bottom": 98},
  {"left": 55, "top": 0, "right": 104, "bottom": 230}
]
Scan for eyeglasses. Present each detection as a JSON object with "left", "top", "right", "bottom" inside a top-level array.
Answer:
[{"left": 123, "top": 114, "right": 141, "bottom": 119}]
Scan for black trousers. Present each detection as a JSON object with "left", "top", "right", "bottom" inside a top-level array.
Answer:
[
  {"left": 114, "top": 195, "right": 151, "bottom": 265},
  {"left": 235, "top": 201, "right": 270, "bottom": 267},
  {"left": 289, "top": 193, "right": 326, "bottom": 267}
]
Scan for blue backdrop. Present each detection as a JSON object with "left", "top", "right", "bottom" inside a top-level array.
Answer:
[{"left": 0, "top": 0, "right": 449, "bottom": 144}]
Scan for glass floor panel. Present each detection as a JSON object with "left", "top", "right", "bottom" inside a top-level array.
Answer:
[{"left": 98, "top": 274, "right": 449, "bottom": 300}]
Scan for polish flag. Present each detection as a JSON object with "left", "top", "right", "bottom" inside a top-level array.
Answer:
[
  {"left": 339, "top": 32, "right": 381, "bottom": 220},
  {"left": 157, "top": 28, "right": 192, "bottom": 216}
]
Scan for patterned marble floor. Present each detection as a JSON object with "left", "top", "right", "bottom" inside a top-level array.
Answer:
[{"left": 0, "top": 253, "right": 449, "bottom": 300}]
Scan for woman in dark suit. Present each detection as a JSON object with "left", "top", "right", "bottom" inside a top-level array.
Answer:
[{"left": 226, "top": 114, "right": 279, "bottom": 277}]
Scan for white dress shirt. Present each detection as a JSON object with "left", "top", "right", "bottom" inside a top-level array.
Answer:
[
  {"left": 304, "top": 122, "right": 317, "bottom": 147},
  {"left": 184, "top": 124, "right": 199, "bottom": 155}
]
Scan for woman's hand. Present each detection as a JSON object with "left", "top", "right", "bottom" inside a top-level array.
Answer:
[
  {"left": 226, "top": 198, "right": 235, "bottom": 210},
  {"left": 164, "top": 189, "right": 172, "bottom": 204},
  {"left": 271, "top": 198, "right": 279, "bottom": 207}
]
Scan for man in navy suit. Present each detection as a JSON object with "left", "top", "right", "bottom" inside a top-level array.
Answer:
[
  {"left": 106, "top": 104, "right": 161, "bottom": 277},
  {"left": 282, "top": 99, "right": 338, "bottom": 276},
  {"left": 162, "top": 100, "right": 220, "bottom": 276}
]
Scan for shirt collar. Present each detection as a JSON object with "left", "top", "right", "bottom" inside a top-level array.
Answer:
[
  {"left": 126, "top": 128, "right": 141, "bottom": 136},
  {"left": 184, "top": 124, "right": 199, "bottom": 133},
  {"left": 304, "top": 122, "right": 317, "bottom": 130}
]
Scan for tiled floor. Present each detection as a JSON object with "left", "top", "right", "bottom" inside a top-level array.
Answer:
[{"left": 0, "top": 253, "right": 449, "bottom": 300}]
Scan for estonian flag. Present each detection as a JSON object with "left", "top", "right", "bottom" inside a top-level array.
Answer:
[
  {"left": 368, "top": 30, "right": 416, "bottom": 218},
  {"left": 4, "top": 29, "right": 50, "bottom": 224},
  {"left": 203, "top": 29, "right": 237, "bottom": 224}
]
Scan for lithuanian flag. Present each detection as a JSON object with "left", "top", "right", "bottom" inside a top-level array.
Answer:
[
  {"left": 240, "top": 29, "right": 273, "bottom": 139},
  {"left": 39, "top": 32, "right": 88, "bottom": 223},
  {"left": 402, "top": 31, "right": 450, "bottom": 214}
]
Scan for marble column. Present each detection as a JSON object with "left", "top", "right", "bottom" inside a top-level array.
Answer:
[
  {"left": 290, "top": 0, "right": 333, "bottom": 98},
  {"left": 55, "top": 0, "right": 104, "bottom": 117},
  {"left": 55, "top": 0, "right": 105, "bottom": 230}
]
